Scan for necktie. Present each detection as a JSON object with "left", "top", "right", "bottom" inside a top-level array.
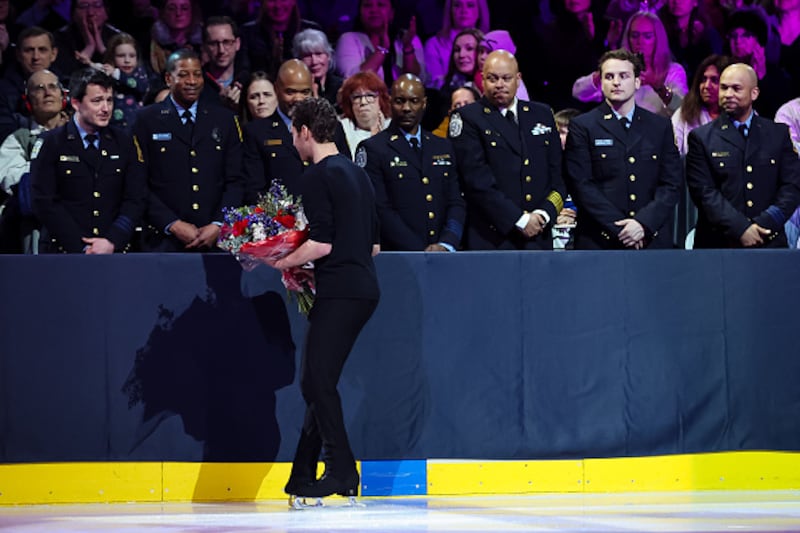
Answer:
[
  {"left": 738, "top": 123, "right": 748, "bottom": 138},
  {"left": 182, "top": 110, "right": 194, "bottom": 126},
  {"left": 84, "top": 133, "right": 99, "bottom": 167},
  {"left": 505, "top": 109, "right": 516, "bottom": 125},
  {"left": 409, "top": 137, "right": 420, "bottom": 152},
  {"left": 85, "top": 133, "right": 98, "bottom": 150},
  {"left": 620, "top": 116, "right": 630, "bottom": 130}
]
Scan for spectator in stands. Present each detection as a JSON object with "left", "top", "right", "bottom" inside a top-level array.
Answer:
[
  {"left": 659, "top": 0, "right": 723, "bottom": 78},
  {"left": 775, "top": 95, "right": 800, "bottom": 247},
  {"left": 0, "top": 27, "right": 59, "bottom": 142},
  {"left": 432, "top": 80, "right": 479, "bottom": 138},
  {"left": 0, "top": 69, "right": 69, "bottom": 253},
  {"left": 31, "top": 68, "right": 147, "bottom": 254},
  {"left": 335, "top": 0, "right": 426, "bottom": 87},
  {"left": 201, "top": 16, "right": 249, "bottom": 111},
  {"left": 53, "top": 0, "right": 118, "bottom": 81},
  {"left": 292, "top": 28, "right": 343, "bottom": 107},
  {"left": 573, "top": 11, "right": 688, "bottom": 117},
  {"left": 240, "top": 70, "right": 277, "bottom": 123},
  {"left": 423, "top": 0, "right": 490, "bottom": 90},
  {"left": 337, "top": 70, "right": 391, "bottom": 159},
  {"left": 149, "top": 0, "right": 204, "bottom": 74},
  {"left": 133, "top": 49, "right": 245, "bottom": 252},
  {"left": 725, "top": 8, "right": 792, "bottom": 118},
  {"left": 553, "top": 107, "right": 581, "bottom": 227},
  {"left": 773, "top": 0, "right": 800, "bottom": 95},
  {"left": 672, "top": 54, "right": 728, "bottom": 155},
  {"left": 240, "top": 0, "right": 320, "bottom": 78},
  {"left": 0, "top": 0, "right": 22, "bottom": 72}
]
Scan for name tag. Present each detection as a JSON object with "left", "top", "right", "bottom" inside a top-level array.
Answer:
[
  {"left": 531, "top": 123, "right": 552, "bottom": 136},
  {"left": 152, "top": 133, "right": 172, "bottom": 141},
  {"left": 432, "top": 154, "right": 452, "bottom": 166},
  {"left": 595, "top": 139, "right": 613, "bottom": 146},
  {"left": 110, "top": 154, "right": 120, "bottom": 160},
  {"left": 266, "top": 139, "right": 282, "bottom": 146},
  {"left": 59, "top": 155, "right": 80, "bottom": 162},
  {"left": 712, "top": 151, "right": 729, "bottom": 157}
]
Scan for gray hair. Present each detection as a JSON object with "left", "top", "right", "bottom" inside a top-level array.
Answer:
[{"left": 292, "top": 29, "right": 335, "bottom": 72}]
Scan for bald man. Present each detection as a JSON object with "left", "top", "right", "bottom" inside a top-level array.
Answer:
[
  {"left": 243, "top": 59, "right": 348, "bottom": 200},
  {"left": 356, "top": 74, "right": 465, "bottom": 251},
  {"left": 448, "top": 50, "right": 566, "bottom": 250},
  {"left": 686, "top": 63, "right": 800, "bottom": 248}
]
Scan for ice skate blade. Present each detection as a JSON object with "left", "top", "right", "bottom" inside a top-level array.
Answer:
[{"left": 288, "top": 495, "right": 324, "bottom": 510}]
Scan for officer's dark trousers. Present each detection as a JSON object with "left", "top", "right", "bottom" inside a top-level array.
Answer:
[{"left": 291, "top": 297, "right": 378, "bottom": 479}]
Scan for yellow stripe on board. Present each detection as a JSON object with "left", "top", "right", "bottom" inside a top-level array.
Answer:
[{"left": 1, "top": 453, "right": 799, "bottom": 505}]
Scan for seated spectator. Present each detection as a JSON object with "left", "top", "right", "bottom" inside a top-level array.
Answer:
[
  {"left": 53, "top": 0, "right": 118, "bottom": 81},
  {"left": 337, "top": 70, "right": 391, "bottom": 158},
  {"left": 775, "top": 95, "right": 800, "bottom": 248},
  {"left": 725, "top": 8, "right": 792, "bottom": 119},
  {"left": 432, "top": 84, "right": 479, "bottom": 137},
  {"left": 149, "top": 0, "right": 204, "bottom": 74},
  {"left": 659, "top": 0, "right": 723, "bottom": 78},
  {"left": 201, "top": 16, "right": 250, "bottom": 111},
  {"left": 423, "top": 0, "right": 490, "bottom": 89},
  {"left": 335, "top": 0, "right": 426, "bottom": 87},
  {"left": 239, "top": 69, "right": 277, "bottom": 123},
  {"left": 672, "top": 54, "right": 728, "bottom": 155},
  {"left": 0, "top": 69, "right": 69, "bottom": 253},
  {"left": 0, "top": 27, "right": 60, "bottom": 142},
  {"left": 475, "top": 30, "right": 530, "bottom": 99},
  {"left": 292, "top": 28, "right": 343, "bottom": 108},
  {"left": 573, "top": 11, "right": 688, "bottom": 117},
  {"left": 240, "top": 0, "right": 320, "bottom": 78}
]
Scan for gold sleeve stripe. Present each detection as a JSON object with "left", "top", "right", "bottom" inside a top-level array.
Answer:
[
  {"left": 234, "top": 115, "right": 243, "bottom": 143},
  {"left": 133, "top": 135, "right": 144, "bottom": 163},
  {"left": 546, "top": 191, "right": 564, "bottom": 214}
]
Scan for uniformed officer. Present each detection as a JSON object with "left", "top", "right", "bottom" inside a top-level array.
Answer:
[
  {"left": 31, "top": 68, "right": 146, "bottom": 254},
  {"left": 686, "top": 63, "right": 800, "bottom": 248},
  {"left": 133, "top": 49, "right": 245, "bottom": 252},
  {"left": 564, "top": 49, "right": 683, "bottom": 250},
  {"left": 449, "top": 50, "right": 565, "bottom": 250},
  {"left": 357, "top": 74, "right": 465, "bottom": 251}
]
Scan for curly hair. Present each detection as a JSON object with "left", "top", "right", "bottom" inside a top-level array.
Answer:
[{"left": 292, "top": 97, "right": 339, "bottom": 143}]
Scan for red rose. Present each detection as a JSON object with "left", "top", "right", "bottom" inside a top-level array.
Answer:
[
  {"left": 232, "top": 219, "right": 249, "bottom": 236},
  {"left": 274, "top": 214, "right": 296, "bottom": 228}
]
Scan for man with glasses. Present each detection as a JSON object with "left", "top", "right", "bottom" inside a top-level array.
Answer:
[
  {"left": 53, "top": 0, "right": 118, "bottom": 81},
  {"left": 201, "top": 16, "right": 249, "bottom": 111}
]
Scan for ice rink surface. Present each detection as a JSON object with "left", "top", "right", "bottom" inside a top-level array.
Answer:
[{"left": 1, "top": 491, "right": 800, "bottom": 532}]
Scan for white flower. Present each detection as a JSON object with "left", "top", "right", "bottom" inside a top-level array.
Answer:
[{"left": 252, "top": 222, "right": 267, "bottom": 241}]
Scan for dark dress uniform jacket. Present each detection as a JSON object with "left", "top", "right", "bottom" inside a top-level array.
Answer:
[
  {"left": 31, "top": 121, "right": 147, "bottom": 253},
  {"left": 449, "top": 97, "right": 566, "bottom": 250},
  {"left": 357, "top": 124, "right": 466, "bottom": 250},
  {"left": 686, "top": 114, "right": 800, "bottom": 248},
  {"left": 133, "top": 99, "right": 245, "bottom": 251},
  {"left": 564, "top": 103, "right": 682, "bottom": 249}
]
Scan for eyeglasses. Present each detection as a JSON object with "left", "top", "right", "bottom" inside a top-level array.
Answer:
[
  {"left": 350, "top": 92, "right": 378, "bottom": 104},
  {"left": 75, "top": 1, "right": 104, "bottom": 10},
  {"left": 206, "top": 39, "right": 236, "bottom": 49},
  {"left": 29, "top": 82, "right": 61, "bottom": 94}
]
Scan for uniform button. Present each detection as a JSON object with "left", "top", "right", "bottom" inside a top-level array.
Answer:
[
  {"left": 601, "top": 153, "right": 607, "bottom": 159},
  {"left": 192, "top": 203, "right": 200, "bottom": 210},
  {"left": 160, "top": 147, "right": 166, "bottom": 153},
  {"left": 101, "top": 150, "right": 107, "bottom": 156},
  {"left": 190, "top": 150, "right": 197, "bottom": 157},
  {"left": 116, "top": 168, "right": 121, "bottom": 173},
  {"left": 429, "top": 230, "right": 435, "bottom": 237},
  {"left": 92, "top": 227, "right": 99, "bottom": 235},
  {"left": 746, "top": 165, "right": 753, "bottom": 173},
  {"left": 422, "top": 177, "right": 430, "bottom": 185},
  {"left": 524, "top": 159, "right": 530, "bottom": 165},
  {"left": 629, "top": 211, "right": 636, "bottom": 216},
  {"left": 628, "top": 156, "right": 635, "bottom": 163},
  {"left": 490, "top": 141, "right": 497, "bottom": 146},
  {"left": 746, "top": 182, "right": 753, "bottom": 190},
  {"left": 629, "top": 174, "right": 636, "bottom": 182},
  {"left": 93, "top": 191, "right": 100, "bottom": 198},
  {"left": 525, "top": 194, "right": 532, "bottom": 201},
  {"left": 652, "top": 154, "right": 658, "bottom": 160},
  {"left": 271, "top": 152, "right": 276, "bottom": 158},
  {"left": 425, "top": 194, "right": 433, "bottom": 202},
  {"left": 629, "top": 193, "right": 636, "bottom": 201},
  {"left": 398, "top": 173, "right": 403, "bottom": 179},
  {"left": 444, "top": 171, "right": 449, "bottom": 177},
  {"left": 719, "top": 162, "right": 724, "bottom": 167},
  {"left": 216, "top": 145, "right": 221, "bottom": 151},
  {"left": 525, "top": 176, "right": 532, "bottom": 182},
  {"left": 428, "top": 211, "right": 435, "bottom": 219},
  {"left": 746, "top": 200, "right": 753, "bottom": 207},
  {"left": 303, "top": 161, "right": 310, "bottom": 166},
  {"left": 93, "top": 210, "right": 99, "bottom": 216},
  {"left": 191, "top": 167, "right": 199, "bottom": 174},
  {"left": 192, "top": 184, "right": 200, "bottom": 191},
  {"left": 66, "top": 170, "right": 72, "bottom": 175},
  {"left": 770, "top": 159, "right": 776, "bottom": 164}
]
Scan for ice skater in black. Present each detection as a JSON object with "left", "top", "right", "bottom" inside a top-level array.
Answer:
[{"left": 272, "top": 97, "right": 381, "bottom": 503}]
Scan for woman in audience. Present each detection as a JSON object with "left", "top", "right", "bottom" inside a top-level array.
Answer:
[
  {"left": 659, "top": 0, "right": 723, "bottom": 78},
  {"left": 335, "top": 0, "right": 426, "bottom": 88},
  {"left": 423, "top": 0, "right": 490, "bottom": 89},
  {"left": 292, "top": 28, "right": 343, "bottom": 108},
  {"left": 573, "top": 10, "right": 688, "bottom": 117},
  {"left": 773, "top": 0, "right": 800, "bottom": 94},
  {"left": 671, "top": 54, "right": 728, "bottom": 155},
  {"left": 149, "top": 0, "right": 204, "bottom": 74},
  {"left": 239, "top": 70, "right": 278, "bottom": 123},
  {"left": 424, "top": 28, "right": 481, "bottom": 131},
  {"left": 432, "top": 84, "right": 479, "bottom": 138},
  {"left": 53, "top": 0, "right": 117, "bottom": 78},
  {"left": 337, "top": 71, "right": 391, "bottom": 159}
]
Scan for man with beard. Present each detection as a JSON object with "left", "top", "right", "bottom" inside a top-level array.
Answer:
[
  {"left": 133, "top": 49, "right": 244, "bottom": 252},
  {"left": 357, "top": 74, "right": 465, "bottom": 251},
  {"left": 30, "top": 68, "right": 146, "bottom": 253},
  {"left": 201, "top": 16, "right": 249, "bottom": 111},
  {"left": 564, "top": 49, "right": 683, "bottom": 249},
  {"left": 686, "top": 63, "right": 800, "bottom": 248},
  {"left": 449, "top": 50, "right": 566, "bottom": 250}
]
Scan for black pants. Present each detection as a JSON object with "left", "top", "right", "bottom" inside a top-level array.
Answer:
[{"left": 291, "top": 297, "right": 378, "bottom": 480}]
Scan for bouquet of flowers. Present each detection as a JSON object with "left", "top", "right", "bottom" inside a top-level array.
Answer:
[{"left": 218, "top": 179, "right": 315, "bottom": 315}]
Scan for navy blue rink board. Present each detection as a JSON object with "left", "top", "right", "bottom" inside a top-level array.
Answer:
[{"left": 0, "top": 251, "right": 798, "bottom": 463}]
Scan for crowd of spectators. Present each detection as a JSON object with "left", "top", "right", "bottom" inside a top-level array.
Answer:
[{"left": 0, "top": 0, "right": 799, "bottom": 253}]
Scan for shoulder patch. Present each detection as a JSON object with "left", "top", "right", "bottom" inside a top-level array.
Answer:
[
  {"left": 355, "top": 146, "right": 367, "bottom": 167},
  {"left": 449, "top": 113, "right": 463, "bottom": 138},
  {"left": 30, "top": 138, "right": 44, "bottom": 160}
]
